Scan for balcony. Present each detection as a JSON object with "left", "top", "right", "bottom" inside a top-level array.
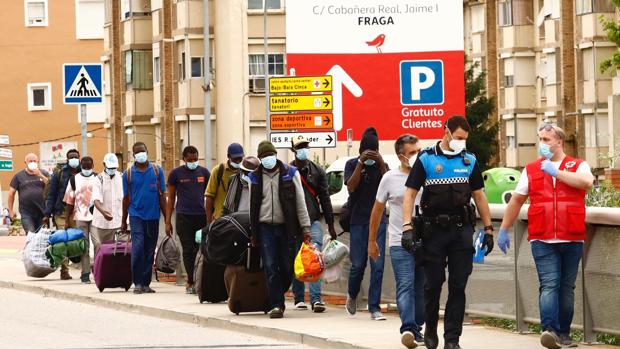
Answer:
[
  {"left": 577, "top": 13, "right": 614, "bottom": 41},
  {"left": 177, "top": 79, "right": 206, "bottom": 110},
  {"left": 124, "top": 89, "right": 154, "bottom": 118},
  {"left": 499, "top": 25, "right": 535, "bottom": 50},
  {"left": 176, "top": 0, "right": 208, "bottom": 30},
  {"left": 122, "top": 17, "right": 153, "bottom": 46}
]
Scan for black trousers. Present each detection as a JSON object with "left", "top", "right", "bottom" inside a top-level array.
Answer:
[
  {"left": 175, "top": 213, "right": 206, "bottom": 285},
  {"left": 422, "top": 223, "right": 474, "bottom": 344}
]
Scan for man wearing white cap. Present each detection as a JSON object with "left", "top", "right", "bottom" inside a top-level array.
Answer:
[{"left": 92, "top": 153, "right": 124, "bottom": 255}]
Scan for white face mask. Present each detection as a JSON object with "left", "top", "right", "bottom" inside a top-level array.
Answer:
[
  {"left": 447, "top": 131, "right": 467, "bottom": 154},
  {"left": 408, "top": 154, "right": 418, "bottom": 168},
  {"left": 27, "top": 162, "right": 38, "bottom": 171}
]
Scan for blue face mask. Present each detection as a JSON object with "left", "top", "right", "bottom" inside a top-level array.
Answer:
[
  {"left": 82, "top": 169, "right": 93, "bottom": 177},
  {"left": 186, "top": 161, "right": 198, "bottom": 170},
  {"left": 105, "top": 168, "right": 116, "bottom": 177},
  {"left": 539, "top": 143, "right": 553, "bottom": 159},
  {"left": 134, "top": 152, "right": 148, "bottom": 164},
  {"left": 295, "top": 148, "right": 310, "bottom": 161},
  {"left": 261, "top": 155, "right": 277, "bottom": 170},
  {"left": 364, "top": 159, "right": 376, "bottom": 166},
  {"left": 241, "top": 173, "right": 251, "bottom": 185},
  {"left": 68, "top": 158, "right": 80, "bottom": 168}
]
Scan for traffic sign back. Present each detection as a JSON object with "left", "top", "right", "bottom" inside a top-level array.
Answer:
[{"left": 63, "top": 64, "right": 103, "bottom": 104}]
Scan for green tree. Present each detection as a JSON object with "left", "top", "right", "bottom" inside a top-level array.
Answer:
[
  {"left": 465, "top": 60, "right": 498, "bottom": 171},
  {"left": 600, "top": 0, "right": 620, "bottom": 73}
]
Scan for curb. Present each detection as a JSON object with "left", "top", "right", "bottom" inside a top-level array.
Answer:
[{"left": 0, "top": 280, "right": 368, "bottom": 349}]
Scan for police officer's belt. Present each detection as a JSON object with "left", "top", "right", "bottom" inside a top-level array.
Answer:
[{"left": 420, "top": 214, "right": 466, "bottom": 225}]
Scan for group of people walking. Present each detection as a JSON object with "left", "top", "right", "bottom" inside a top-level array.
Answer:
[{"left": 7, "top": 114, "right": 593, "bottom": 349}]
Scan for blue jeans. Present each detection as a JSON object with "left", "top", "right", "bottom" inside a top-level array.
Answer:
[
  {"left": 21, "top": 213, "right": 43, "bottom": 234},
  {"left": 391, "top": 246, "right": 425, "bottom": 337},
  {"left": 258, "top": 223, "right": 297, "bottom": 309},
  {"left": 348, "top": 222, "right": 386, "bottom": 313},
  {"left": 531, "top": 241, "right": 583, "bottom": 335},
  {"left": 292, "top": 221, "right": 324, "bottom": 304},
  {"left": 129, "top": 216, "right": 159, "bottom": 288}
]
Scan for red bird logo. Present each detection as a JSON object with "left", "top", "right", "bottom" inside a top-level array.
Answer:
[{"left": 366, "top": 34, "right": 386, "bottom": 53}]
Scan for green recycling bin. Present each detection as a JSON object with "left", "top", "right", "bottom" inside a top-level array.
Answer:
[{"left": 482, "top": 167, "right": 521, "bottom": 204}]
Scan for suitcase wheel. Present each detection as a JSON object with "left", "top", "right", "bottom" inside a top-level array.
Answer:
[
  {"left": 98, "top": 288, "right": 104, "bottom": 293},
  {"left": 125, "top": 287, "right": 130, "bottom": 292},
  {"left": 235, "top": 312, "right": 239, "bottom": 315}
]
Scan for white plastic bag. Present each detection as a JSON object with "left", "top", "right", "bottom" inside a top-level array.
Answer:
[{"left": 322, "top": 235, "right": 349, "bottom": 268}]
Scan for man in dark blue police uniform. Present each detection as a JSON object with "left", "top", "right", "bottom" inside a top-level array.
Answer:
[{"left": 402, "top": 116, "right": 495, "bottom": 349}]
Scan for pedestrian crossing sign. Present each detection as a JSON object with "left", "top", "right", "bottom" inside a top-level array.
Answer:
[{"left": 63, "top": 64, "right": 103, "bottom": 104}]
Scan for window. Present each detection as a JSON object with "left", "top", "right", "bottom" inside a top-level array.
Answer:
[
  {"left": 504, "top": 75, "right": 515, "bottom": 87},
  {"left": 248, "top": 53, "right": 285, "bottom": 92},
  {"left": 121, "top": 0, "right": 151, "bottom": 19},
  {"left": 27, "top": 83, "right": 52, "bottom": 111},
  {"left": 179, "top": 52, "right": 186, "bottom": 80},
  {"left": 511, "top": 0, "right": 533, "bottom": 25},
  {"left": 248, "top": 0, "right": 282, "bottom": 10},
  {"left": 153, "top": 56, "right": 160, "bottom": 83},
  {"left": 576, "top": 0, "right": 615, "bottom": 14},
  {"left": 25, "top": 0, "right": 48, "bottom": 27},
  {"left": 191, "top": 57, "right": 203, "bottom": 78},
  {"left": 498, "top": 0, "right": 513, "bottom": 26},
  {"left": 76, "top": 0, "right": 104, "bottom": 39},
  {"left": 125, "top": 50, "right": 153, "bottom": 89}
]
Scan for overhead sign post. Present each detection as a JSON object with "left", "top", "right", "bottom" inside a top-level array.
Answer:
[
  {"left": 63, "top": 63, "right": 103, "bottom": 156},
  {"left": 286, "top": 0, "right": 465, "bottom": 141}
]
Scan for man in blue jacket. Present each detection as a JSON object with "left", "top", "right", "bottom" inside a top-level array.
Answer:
[{"left": 44, "top": 148, "right": 81, "bottom": 280}]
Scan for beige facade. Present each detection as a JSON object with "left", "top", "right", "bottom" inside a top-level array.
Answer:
[
  {"left": 464, "top": 0, "right": 617, "bottom": 169},
  {"left": 0, "top": 1, "right": 107, "bottom": 193}
]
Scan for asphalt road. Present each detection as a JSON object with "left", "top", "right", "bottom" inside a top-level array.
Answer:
[{"left": 0, "top": 288, "right": 312, "bottom": 349}]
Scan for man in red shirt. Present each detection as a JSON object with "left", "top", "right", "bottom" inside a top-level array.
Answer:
[{"left": 498, "top": 123, "right": 594, "bottom": 349}]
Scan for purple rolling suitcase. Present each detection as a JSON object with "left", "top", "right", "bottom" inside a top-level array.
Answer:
[{"left": 93, "top": 233, "right": 132, "bottom": 292}]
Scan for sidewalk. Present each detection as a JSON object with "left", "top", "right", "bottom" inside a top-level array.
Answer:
[{"left": 0, "top": 236, "right": 609, "bottom": 349}]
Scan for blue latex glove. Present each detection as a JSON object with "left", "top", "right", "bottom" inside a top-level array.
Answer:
[
  {"left": 498, "top": 228, "right": 510, "bottom": 254},
  {"left": 541, "top": 159, "right": 558, "bottom": 177}
]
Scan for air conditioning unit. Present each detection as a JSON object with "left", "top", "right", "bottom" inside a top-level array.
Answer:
[{"left": 251, "top": 77, "right": 266, "bottom": 93}]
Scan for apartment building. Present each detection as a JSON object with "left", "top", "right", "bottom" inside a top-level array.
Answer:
[
  {"left": 0, "top": 0, "right": 107, "bottom": 194},
  {"left": 464, "top": 0, "right": 617, "bottom": 169}
]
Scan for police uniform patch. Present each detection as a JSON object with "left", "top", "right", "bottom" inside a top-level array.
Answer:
[{"left": 435, "top": 164, "right": 443, "bottom": 173}]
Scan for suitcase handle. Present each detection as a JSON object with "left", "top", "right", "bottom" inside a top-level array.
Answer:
[
  {"left": 246, "top": 246, "right": 262, "bottom": 271},
  {"left": 113, "top": 230, "right": 131, "bottom": 256}
]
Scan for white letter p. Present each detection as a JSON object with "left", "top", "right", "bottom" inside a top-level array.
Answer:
[{"left": 410, "top": 67, "right": 435, "bottom": 101}]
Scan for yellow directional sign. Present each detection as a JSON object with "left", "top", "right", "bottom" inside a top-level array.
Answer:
[
  {"left": 270, "top": 95, "right": 333, "bottom": 112},
  {"left": 269, "top": 76, "right": 332, "bottom": 93}
]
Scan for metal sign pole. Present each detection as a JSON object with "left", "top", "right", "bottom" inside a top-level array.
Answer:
[
  {"left": 264, "top": 0, "right": 270, "bottom": 139},
  {"left": 80, "top": 104, "right": 88, "bottom": 156},
  {"left": 203, "top": 0, "right": 212, "bottom": 169}
]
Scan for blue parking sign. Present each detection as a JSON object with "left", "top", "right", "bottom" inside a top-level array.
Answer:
[
  {"left": 63, "top": 64, "right": 103, "bottom": 104},
  {"left": 400, "top": 60, "right": 444, "bottom": 106}
]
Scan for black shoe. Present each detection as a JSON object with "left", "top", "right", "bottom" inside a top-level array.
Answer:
[
  {"left": 143, "top": 286, "right": 156, "bottom": 293},
  {"left": 312, "top": 301, "right": 326, "bottom": 313},
  {"left": 424, "top": 327, "right": 439, "bottom": 349},
  {"left": 268, "top": 307, "right": 284, "bottom": 319},
  {"left": 444, "top": 342, "right": 462, "bottom": 349},
  {"left": 133, "top": 286, "right": 143, "bottom": 294}
]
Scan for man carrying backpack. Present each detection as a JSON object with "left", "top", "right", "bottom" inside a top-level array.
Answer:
[
  {"left": 204, "top": 143, "right": 244, "bottom": 224},
  {"left": 44, "top": 148, "right": 81, "bottom": 280},
  {"left": 121, "top": 142, "right": 166, "bottom": 294},
  {"left": 63, "top": 156, "right": 98, "bottom": 284},
  {"left": 289, "top": 137, "right": 337, "bottom": 313}
]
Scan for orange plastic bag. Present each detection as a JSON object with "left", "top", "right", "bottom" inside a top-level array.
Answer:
[{"left": 294, "top": 242, "right": 324, "bottom": 282}]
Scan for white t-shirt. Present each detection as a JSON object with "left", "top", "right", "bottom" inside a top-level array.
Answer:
[
  {"left": 63, "top": 173, "right": 98, "bottom": 222},
  {"left": 514, "top": 159, "right": 591, "bottom": 243},
  {"left": 376, "top": 168, "right": 422, "bottom": 247},
  {"left": 92, "top": 171, "right": 123, "bottom": 230}
]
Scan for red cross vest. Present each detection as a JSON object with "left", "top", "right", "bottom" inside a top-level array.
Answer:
[{"left": 525, "top": 156, "right": 586, "bottom": 241}]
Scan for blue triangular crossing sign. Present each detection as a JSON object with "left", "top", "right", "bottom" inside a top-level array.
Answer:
[{"left": 63, "top": 64, "right": 103, "bottom": 104}]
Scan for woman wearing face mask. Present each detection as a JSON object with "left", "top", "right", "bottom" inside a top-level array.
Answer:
[
  {"left": 165, "top": 146, "right": 211, "bottom": 294},
  {"left": 247, "top": 140, "right": 312, "bottom": 319}
]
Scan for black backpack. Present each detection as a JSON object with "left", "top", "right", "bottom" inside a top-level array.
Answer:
[{"left": 203, "top": 211, "right": 251, "bottom": 266}]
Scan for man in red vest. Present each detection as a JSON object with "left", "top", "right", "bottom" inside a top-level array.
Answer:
[{"left": 498, "top": 123, "right": 593, "bottom": 349}]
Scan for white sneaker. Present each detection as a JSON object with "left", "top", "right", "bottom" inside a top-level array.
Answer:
[
  {"left": 294, "top": 301, "right": 308, "bottom": 310},
  {"left": 401, "top": 331, "right": 418, "bottom": 348},
  {"left": 370, "top": 311, "right": 387, "bottom": 321}
]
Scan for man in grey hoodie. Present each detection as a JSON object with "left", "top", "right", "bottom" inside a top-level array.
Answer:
[{"left": 248, "top": 140, "right": 311, "bottom": 319}]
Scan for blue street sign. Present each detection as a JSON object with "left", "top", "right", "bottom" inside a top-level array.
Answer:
[{"left": 63, "top": 64, "right": 103, "bottom": 104}]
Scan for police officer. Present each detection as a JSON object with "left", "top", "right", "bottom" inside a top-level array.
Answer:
[{"left": 402, "top": 116, "right": 495, "bottom": 349}]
